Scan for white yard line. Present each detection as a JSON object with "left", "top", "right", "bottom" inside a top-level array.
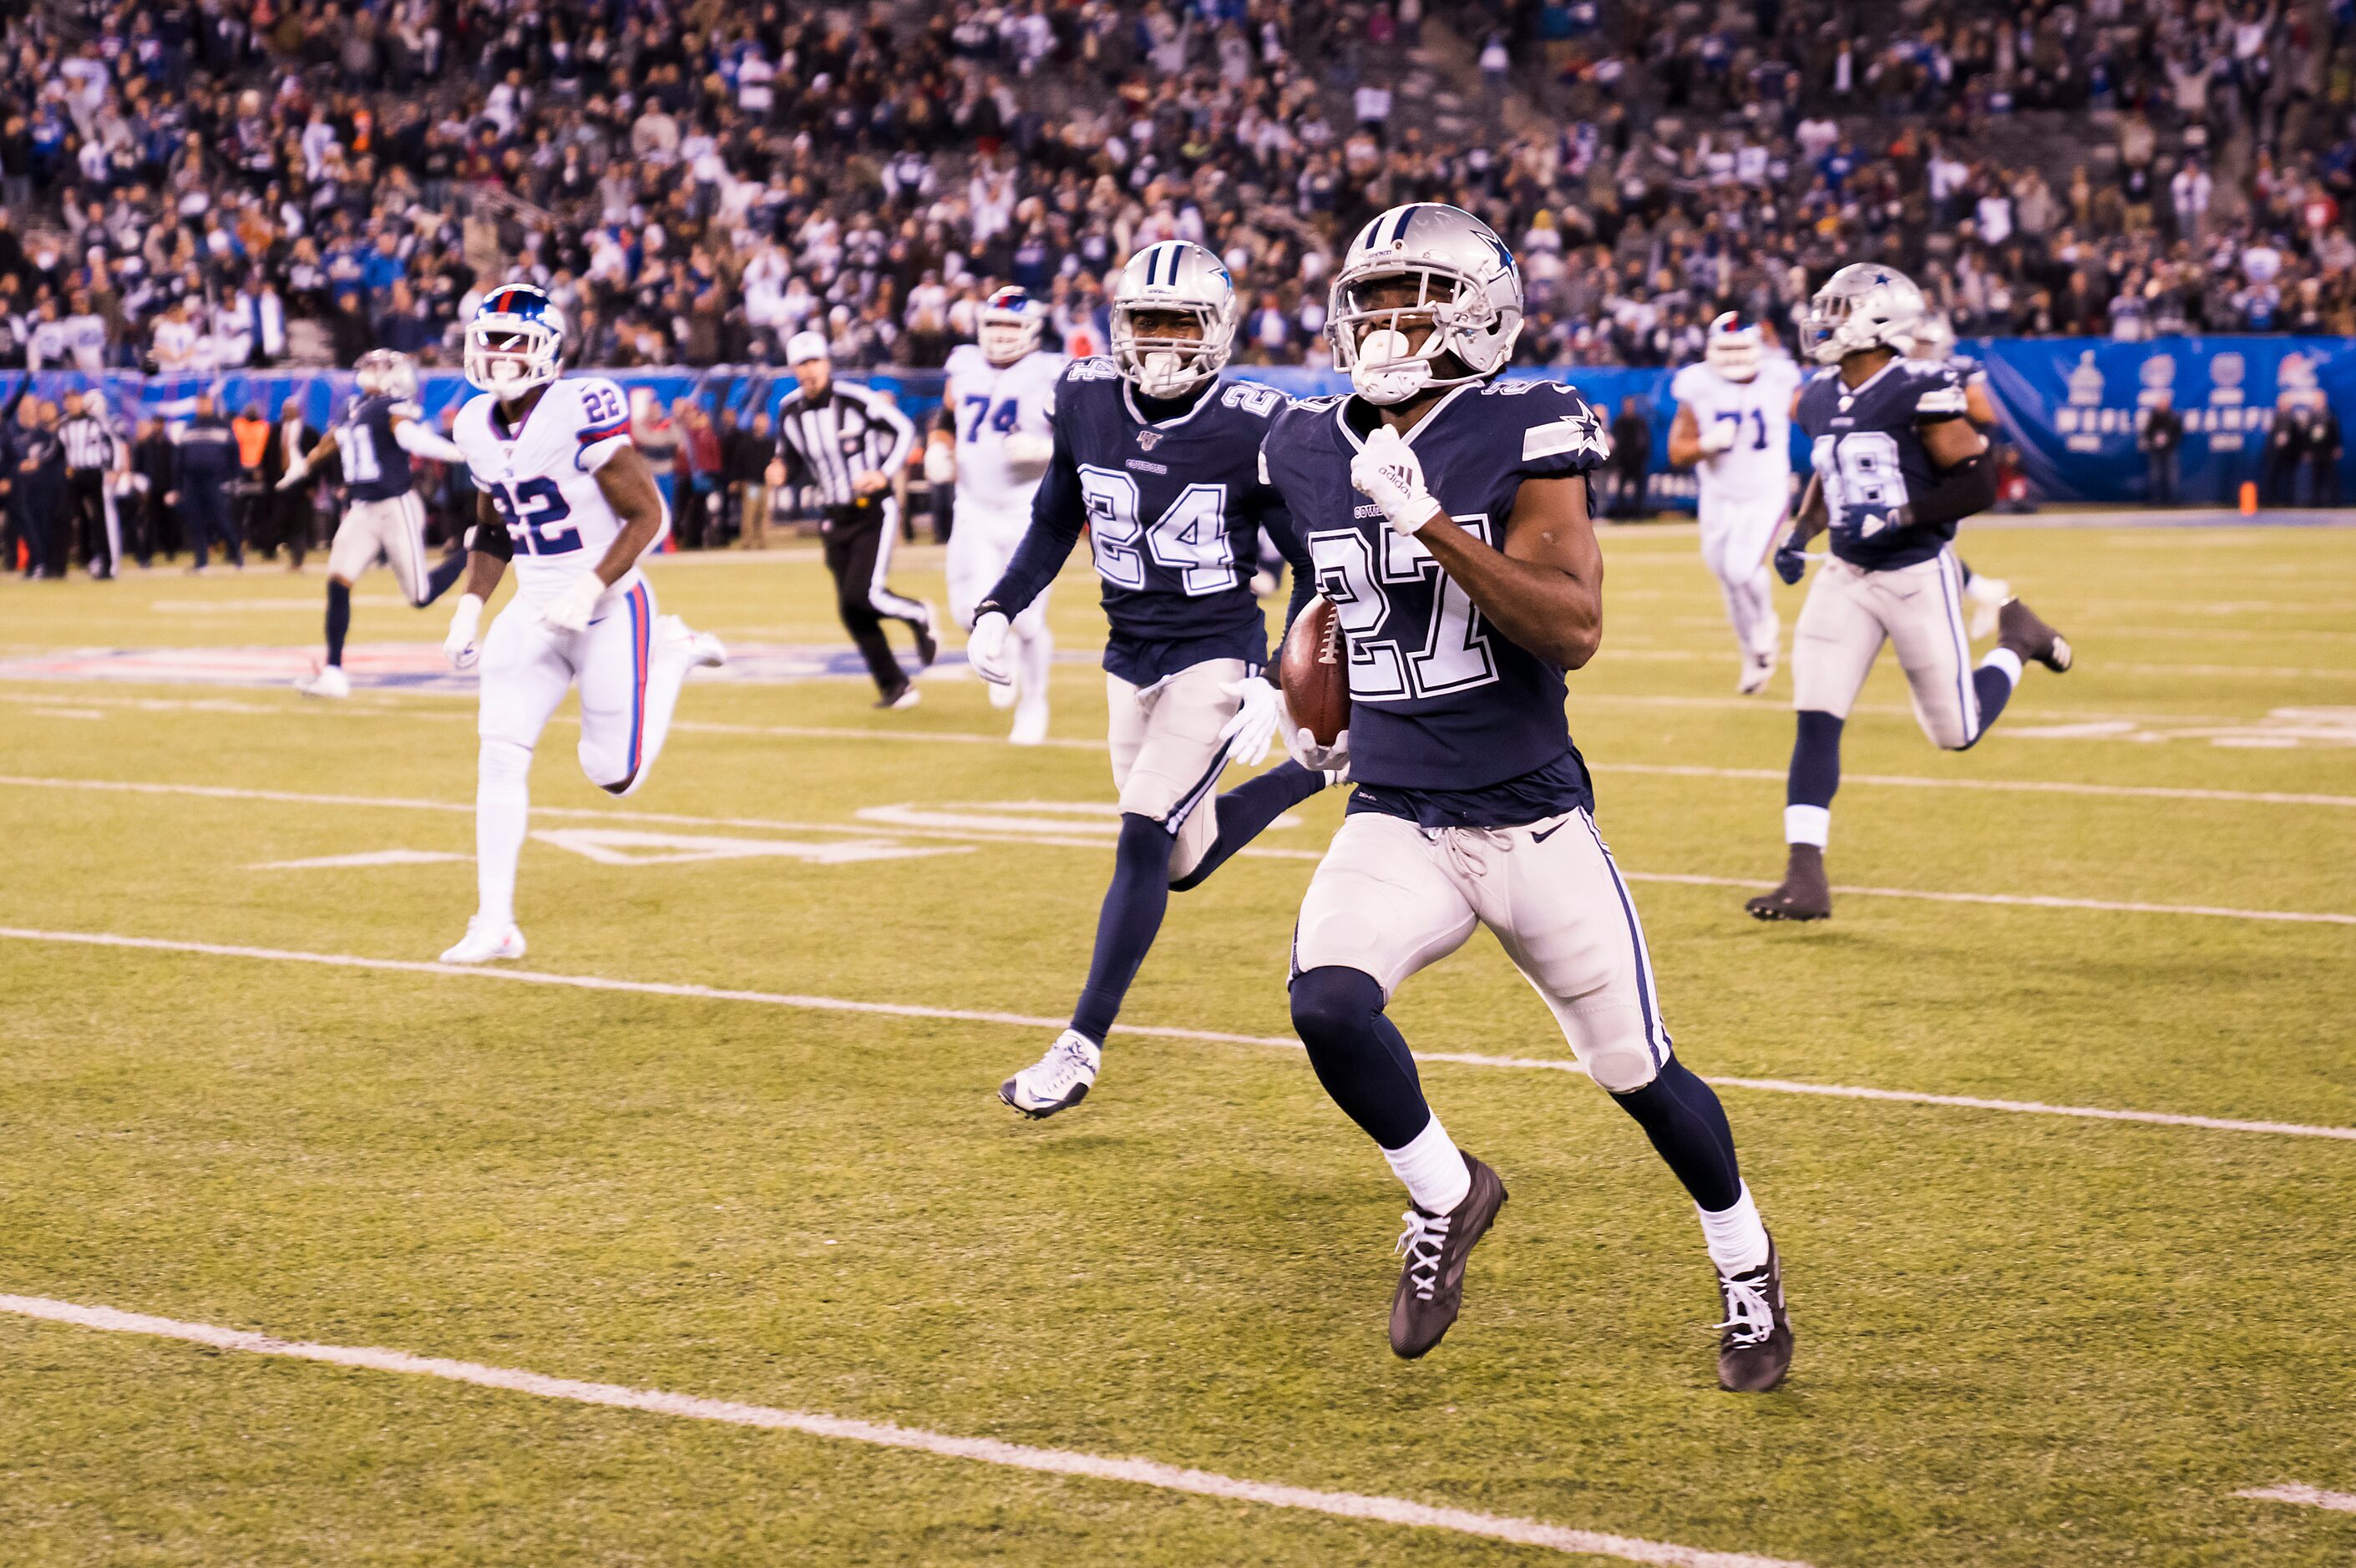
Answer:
[
  {"left": 3, "top": 927, "right": 2350, "bottom": 1143},
  {"left": 0, "top": 1294, "right": 1801, "bottom": 1568},
  {"left": 2237, "top": 1484, "right": 2356, "bottom": 1513},
  {"left": 3, "top": 774, "right": 2345, "bottom": 923}
]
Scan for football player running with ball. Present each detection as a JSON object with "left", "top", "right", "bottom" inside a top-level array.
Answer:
[
  {"left": 1258, "top": 204, "right": 1792, "bottom": 1388},
  {"left": 435, "top": 284, "right": 727, "bottom": 964},
  {"left": 975, "top": 240, "right": 1332, "bottom": 1119},
  {"left": 1745, "top": 265, "right": 2073, "bottom": 923},
  {"left": 1666, "top": 313, "right": 1802, "bottom": 694}
]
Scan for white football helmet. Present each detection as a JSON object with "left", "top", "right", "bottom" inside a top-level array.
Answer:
[
  {"left": 355, "top": 347, "right": 419, "bottom": 402},
  {"left": 1902, "top": 312, "right": 1958, "bottom": 363},
  {"left": 1702, "top": 311, "right": 1763, "bottom": 382},
  {"left": 1800, "top": 263, "right": 1927, "bottom": 366},
  {"left": 1326, "top": 203, "right": 1523, "bottom": 404},
  {"left": 464, "top": 282, "right": 566, "bottom": 396},
  {"left": 977, "top": 286, "right": 1046, "bottom": 367},
  {"left": 1108, "top": 240, "right": 1237, "bottom": 398}
]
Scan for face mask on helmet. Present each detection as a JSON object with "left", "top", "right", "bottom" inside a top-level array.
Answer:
[
  {"left": 978, "top": 306, "right": 1041, "bottom": 366},
  {"left": 1112, "top": 302, "right": 1229, "bottom": 397},
  {"left": 464, "top": 319, "right": 560, "bottom": 395},
  {"left": 1703, "top": 315, "right": 1763, "bottom": 381},
  {"left": 1328, "top": 265, "right": 1517, "bottom": 406}
]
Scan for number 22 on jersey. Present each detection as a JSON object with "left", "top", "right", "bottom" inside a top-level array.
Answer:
[
  {"left": 489, "top": 477, "right": 582, "bottom": 554},
  {"left": 1307, "top": 518, "right": 1498, "bottom": 701}
]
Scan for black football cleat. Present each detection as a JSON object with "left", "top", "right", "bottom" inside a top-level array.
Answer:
[
  {"left": 1745, "top": 844, "right": 1832, "bottom": 922},
  {"left": 1715, "top": 1236, "right": 1793, "bottom": 1393},
  {"left": 1388, "top": 1153, "right": 1507, "bottom": 1359},
  {"left": 1997, "top": 597, "right": 2073, "bottom": 673},
  {"left": 915, "top": 614, "right": 940, "bottom": 669}
]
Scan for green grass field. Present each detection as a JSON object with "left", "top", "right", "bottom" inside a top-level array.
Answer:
[{"left": 2, "top": 520, "right": 2352, "bottom": 1567}]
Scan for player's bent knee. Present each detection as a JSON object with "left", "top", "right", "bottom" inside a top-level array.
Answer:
[
  {"left": 1289, "top": 965, "right": 1385, "bottom": 1054},
  {"left": 1586, "top": 1036, "right": 1662, "bottom": 1095}
]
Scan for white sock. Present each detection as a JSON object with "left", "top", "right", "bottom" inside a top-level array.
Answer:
[
  {"left": 1698, "top": 1182, "right": 1771, "bottom": 1276},
  {"left": 1980, "top": 646, "right": 2023, "bottom": 687},
  {"left": 475, "top": 739, "right": 532, "bottom": 929},
  {"left": 1382, "top": 1115, "right": 1472, "bottom": 1214},
  {"left": 1784, "top": 803, "right": 1830, "bottom": 848},
  {"left": 1017, "top": 624, "right": 1053, "bottom": 709}
]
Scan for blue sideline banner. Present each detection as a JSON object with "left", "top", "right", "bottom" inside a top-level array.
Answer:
[
  {"left": 6, "top": 336, "right": 2347, "bottom": 507},
  {"left": 1967, "top": 336, "right": 2354, "bottom": 504}
]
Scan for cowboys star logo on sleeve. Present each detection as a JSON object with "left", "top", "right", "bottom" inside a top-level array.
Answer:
[{"left": 1521, "top": 402, "right": 1611, "bottom": 463}]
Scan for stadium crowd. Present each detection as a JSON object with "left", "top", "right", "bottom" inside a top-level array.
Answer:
[{"left": 0, "top": 0, "right": 2351, "bottom": 379}]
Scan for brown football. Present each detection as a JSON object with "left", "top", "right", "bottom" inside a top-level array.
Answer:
[{"left": 1278, "top": 597, "right": 1350, "bottom": 746}]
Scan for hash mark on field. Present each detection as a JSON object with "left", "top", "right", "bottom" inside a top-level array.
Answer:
[
  {"left": 6, "top": 776, "right": 2351, "bottom": 922},
  {"left": 3, "top": 927, "right": 2351, "bottom": 1144},
  {"left": 2237, "top": 1484, "right": 2356, "bottom": 1513},
  {"left": 0, "top": 1294, "right": 1807, "bottom": 1568}
]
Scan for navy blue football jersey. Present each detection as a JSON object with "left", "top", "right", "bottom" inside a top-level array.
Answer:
[
  {"left": 333, "top": 392, "right": 416, "bottom": 503},
  {"left": 1259, "top": 378, "right": 1610, "bottom": 826},
  {"left": 993, "top": 358, "right": 1298, "bottom": 685},
  {"left": 1796, "top": 358, "right": 1973, "bottom": 571}
]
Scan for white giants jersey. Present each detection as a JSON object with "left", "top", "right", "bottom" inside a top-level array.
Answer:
[
  {"left": 943, "top": 342, "right": 1067, "bottom": 529},
  {"left": 454, "top": 376, "right": 666, "bottom": 602},
  {"left": 1671, "top": 352, "right": 1802, "bottom": 513}
]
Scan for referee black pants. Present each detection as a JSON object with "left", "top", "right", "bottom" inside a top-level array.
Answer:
[
  {"left": 66, "top": 470, "right": 110, "bottom": 574},
  {"left": 821, "top": 498, "right": 931, "bottom": 698}
]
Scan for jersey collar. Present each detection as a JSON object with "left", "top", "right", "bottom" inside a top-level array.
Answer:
[
  {"left": 1332, "top": 382, "right": 1473, "bottom": 453},
  {"left": 1838, "top": 356, "right": 1902, "bottom": 402},
  {"left": 1122, "top": 377, "right": 1217, "bottom": 431},
  {"left": 489, "top": 384, "right": 555, "bottom": 443}
]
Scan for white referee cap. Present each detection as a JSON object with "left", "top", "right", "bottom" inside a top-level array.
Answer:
[{"left": 786, "top": 331, "right": 830, "bottom": 366}]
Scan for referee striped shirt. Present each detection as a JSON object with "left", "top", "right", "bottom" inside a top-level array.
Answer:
[
  {"left": 58, "top": 412, "right": 119, "bottom": 472},
  {"left": 773, "top": 380, "right": 916, "bottom": 508}
]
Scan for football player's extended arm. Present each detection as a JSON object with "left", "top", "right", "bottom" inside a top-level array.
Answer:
[
  {"left": 390, "top": 412, "right": 468, "bottom": 464},
  {"left": 588, "top": 443, "right": 670, "bottom": 586},
  {"left": 1666, "top": 403, "right": 1706, "bottom": 468},
  {"left": 1786, "top": 473, "right": 1827, "bottom": 545},
  {"left": 1416, "top": 474, "right": 1604, "bottom": 671},
  {"left": 1963, "top": 380, "right": 1999, "bottom": 428},
  {"left": 925, "top": 402, "right": 956, "bottom": 483}
]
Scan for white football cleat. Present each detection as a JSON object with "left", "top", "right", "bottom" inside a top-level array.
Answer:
[
  {"left": 1964, "top": 572, "right": 2009, "bottom": 641},
  {"left": 438, "top": 919, "right": 527, "bottom": 964},
  {"left": 1009, "top": 699, "right": 1050, "bottom": 746},
  {"left": 1000, "top": 1029, "right": 1101, "bottom": 1118},
  {"left": 1737, "top": 651, "right": 1775, "bottom": 695},
  {"left": 658, "top": 614, "right": 727, "bottom": 669},
  {"left": 296, "top": 664, "right": 352, "bottom": 700}
]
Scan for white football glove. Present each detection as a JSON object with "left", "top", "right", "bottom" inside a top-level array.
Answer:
[
  {"left": 1276, "top": 689, "right": 1350, "bottom": 771},
  {"left": 1004, "top": 432, "right": 1054, "bottom": 469},
  {"left": 924, "top": 441, "right": 955, "bottom": 484},
  {"left": 1216, "top": 675, "right": 1282, "bottom": 767},
  {"left": 538, "top": 573, "right": 605, "bottom": 635},
  {"left": 1348, "top": 423, "right": 1440, "bottom": 538},
  {"left": 1696, "top": 419, "right": 1737, "bottom": 455},
  {"left": 965, "top": 609, "right": 1014, "bottom": 686},
  {"left": 443, "top": 593, "right": 485, "bottom": 670},
  {"left": 275, "top": 455, "right": 310, "bottom": 490}
]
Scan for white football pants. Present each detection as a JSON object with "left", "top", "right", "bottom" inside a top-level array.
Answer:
[{"left": 1697, "top": 496, "right": 1785, "bottom": 661}]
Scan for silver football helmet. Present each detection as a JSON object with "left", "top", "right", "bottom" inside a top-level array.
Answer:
[
  {"left": 1800, "top": 263, "right": 1927, "bottom": 366},
  {"left": 1326, "top": 203, "right": 1523, "bottom": 404},
  {"left": 1108, "top": 240, "right": 1237, "bottom": 398},
  {"left": 355, "top": 347, "right": 419, "bottom": 402},
  {"left": 1702, "top": 311, "right": 1763, "bottom": 382},
  {"left": 1901, "top": 311, "right": 1958, "bottom": 363}
]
